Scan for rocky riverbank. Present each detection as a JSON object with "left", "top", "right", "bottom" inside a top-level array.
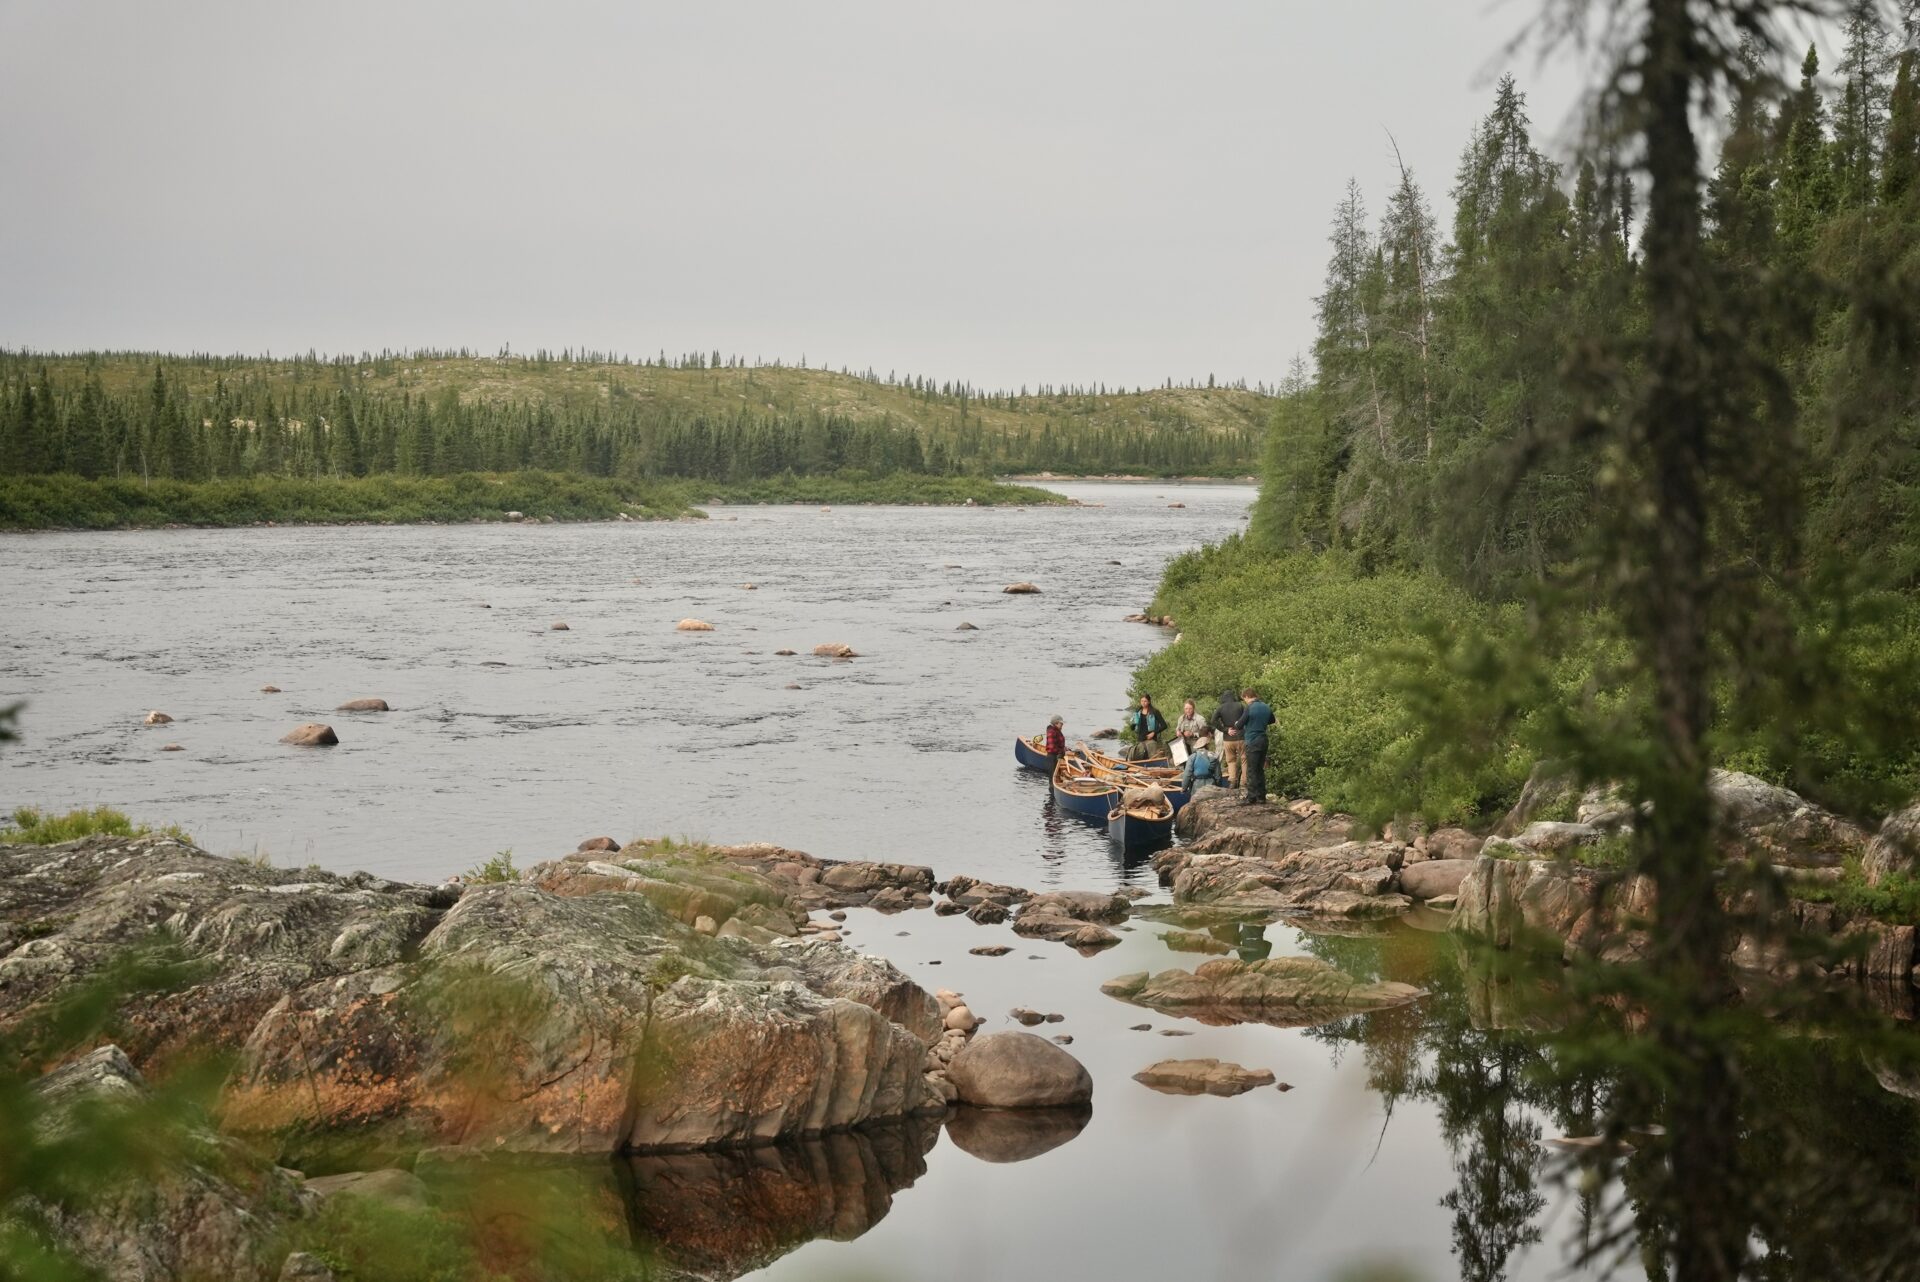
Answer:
[{"left": 1161, "top": 770, "right": 1920, "bottom": 1013}]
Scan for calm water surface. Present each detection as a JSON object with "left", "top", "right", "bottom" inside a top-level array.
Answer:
[{"left": 15, "top": 482, "right": 1887, "bottom": 1282}]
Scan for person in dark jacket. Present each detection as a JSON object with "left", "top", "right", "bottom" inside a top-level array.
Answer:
[
  {"left": 1125, "top": 695, "right": 1168, "bottom": 760},
  {"left": 1211, "top": 688, "right": 1245, "bottom": 790},
  {"left": 1237, "top": 687, "right": 1275, "bottom": 803}
]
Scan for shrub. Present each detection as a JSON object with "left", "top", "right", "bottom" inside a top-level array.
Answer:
[
  {"left": 463, "top": 850, "right": 518, "bottom": 884},
  {"left": 3, "top": 806, "right": 192, "bottom": 846}
]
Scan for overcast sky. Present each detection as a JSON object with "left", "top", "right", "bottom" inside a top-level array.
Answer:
[{"left": 1, "top": 1, "right": 1596, "bottom": 390}]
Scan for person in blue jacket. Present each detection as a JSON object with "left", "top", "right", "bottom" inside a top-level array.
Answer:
[{"left": 1236, "top": 686, "right": 1275, "bottom": 803}]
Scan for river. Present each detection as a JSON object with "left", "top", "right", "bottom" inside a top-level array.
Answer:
[{"left": 3, "top": 482, "right": 1902, "bottom": 1282}]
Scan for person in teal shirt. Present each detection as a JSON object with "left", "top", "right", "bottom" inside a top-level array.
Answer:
[{"left": 1237, "top": 687, "right": 1275, "bottom": 803}]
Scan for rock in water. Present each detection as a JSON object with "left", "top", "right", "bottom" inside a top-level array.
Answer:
[
  {"left": 1001, "top": 582, "right": 1041, "bottom": 594},
  {"left": 143, "top": 710, "right": 173, "bottom": 725},
  {"left": 1132, "top": 1058, "right": 1276, "bottom": 1097},
  {"left": 259, "top": 685, "right": 281, "bottom": 694},
  {"left": 947, "top": 1032, "right": 1092, "bottom": 1108},
  {"left": 812, "top": 643, "right": 858, "bottom": 658},
  {"left": 550, "top": 621, "right": 570, "bottom": 631},
  {"left": 279, "top": 723, "right": 339, "bottom": 746},
  {"left": 955, "top": 621, "right": 979, "bottom": 631},
  {"left": 1100, "top": 956, "right": 1423, "bottom": 1028},
  {"left": 774, "top": 648, "right": 797, "bottom": 656},
  {"left": 160, "top": 743, "right": 184, "bottom": 753},
  {"left": 577, "top": 836, "right": 620, "bottom": 853},
  {"left": 335, "top": 697, "right": 390, "bottom": 712},
  {"left": 676, "top": 618, "right": 715, "bottom": 631}
]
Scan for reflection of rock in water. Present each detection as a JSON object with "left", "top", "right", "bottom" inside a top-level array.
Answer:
[
  {"left": 944, "top": 1105, "right": 1091, "bottom": 1163},
  {"left": 617, "top": 1117, "right": 939, "bottom": 1280}
]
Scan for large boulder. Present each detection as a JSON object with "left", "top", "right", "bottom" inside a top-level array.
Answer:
[
  {"left": 1398, "top": 859, "right": 1477, "bottom": 902},
  {"left": 1100, "top": 956, "right": 1423, "bottom": 1028},
  {"left": 1709, "top": 770, "right": 1867, "bottom": 866},
  {"left": 28, "top": 1046, "right": 312, "bottom": 1282},
  {"left": 226, "top": 882, "right": 939, "bottom": 1152},
  {"left": 1863, "top": 803, "right": 1920, "bottom": 886},
  {"left": 1172, "top": 791, "right": 1357, "bottom": 848},
  {"left": 946, "top": 1032, "right": 1092, "bottom": 1108},
  {"left": 1450, "top": 855, "right": 1654, "bottom": 960},
  {"left": 1165, "top": 843, "right": 1412, "bottom": 918},
  {"left": 2, "top": 835, "right": 942, "bottom": 1156}
]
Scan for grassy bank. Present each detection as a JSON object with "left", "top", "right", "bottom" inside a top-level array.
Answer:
[
  {"left": 0, "top": 472, "right": 693, "bottom": 530},
  {"left": 0, "top": 470, "right": 1062, "bottom": 530}
]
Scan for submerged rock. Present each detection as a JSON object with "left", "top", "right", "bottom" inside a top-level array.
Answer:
[
  {"left": 676, "top": 618, "right": 715, "bottom": 631},
  {"left": 1132, "top": 1058, "right": 1276, "bottom": 1097},
  {"left": 143, "top": 710, "right": 173, "bottom": 725},
  {"left": 334, "top": 698, "right": 390, "bottom": 712},
  {"left": 279, "top": 724, "right": 338, "bottom": 746},
  {"left": 947, "top": 1032, "right": 1092, "bottom": 1108},
  {"left": 811, "top": 642, "right": 858, "bottom": 658},
  {"left": 1001, "top": 582, "right": 1041, "bottom": 594},
  {"left": 1100, "top": 956, "right": 1423, "bottom": 1027}
]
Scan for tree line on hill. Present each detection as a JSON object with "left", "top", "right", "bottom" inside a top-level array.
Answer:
[{"left": 0, "top": 353, "right": 1262, "bottom": 485}]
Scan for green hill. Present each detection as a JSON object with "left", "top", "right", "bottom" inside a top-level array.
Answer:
[{"left": 0, "top": 349, "right": 1269, "bottom": 483}]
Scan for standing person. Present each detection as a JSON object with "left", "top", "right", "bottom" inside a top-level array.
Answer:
[
  {"left": 1180, "top": 733, "right": 1219, "bottom": 791},
  {"left": 1237, "top": 687, "right": 1275, "bottom": 804},
  {"left": 1174, "top": 699, "right": 1208, "bottom": 751},
  {"left": 1042, "top": 715, "right": 1067, "bottom": 777},
  {"left": 1212, "top": 688, "right": 1245, "bottom": 790},
  {"left": 1126, "top": 695, "right": 1167, "bottom": 761}
]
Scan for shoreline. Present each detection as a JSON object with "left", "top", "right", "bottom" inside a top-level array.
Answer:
[{"left": 0, "top": 472, "right": 1076, "bottom": 533}]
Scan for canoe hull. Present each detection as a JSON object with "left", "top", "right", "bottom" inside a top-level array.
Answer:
[
  {"left": 1014, "top": 735, "right": 1054, "bottom": 774},
  {"left": 1107, "top": 806, "right": 1175, "bottom": 849},
  {"left": 1052, "top": 767, "right": 1118, "bottom": 821}
]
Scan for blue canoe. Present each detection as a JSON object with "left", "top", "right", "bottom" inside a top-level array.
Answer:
[
  {"left": 1014, "top": 734, "right": 1054, "bottom": 774},
  {"left": 1108, "top": 800, "right": 1176, "bottom": 849},
  {"left": 1052, "top": 764, "right": 1119, "bottom": 821}
]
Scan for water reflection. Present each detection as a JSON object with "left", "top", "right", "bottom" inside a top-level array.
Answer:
[
  {"left": 1299, "top": 924, "right": 1920, "bottom": 1282},
  {"left": 944, "top": 1105, "right": 1091, "bottom": 1164},
  {"left": 617, "top": 1117, "right": 940, "bottom": 1279}
]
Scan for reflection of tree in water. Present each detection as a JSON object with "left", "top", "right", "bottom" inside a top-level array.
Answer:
[{"left": 1300, "top": 923, "right": 1920, "bottom": 1281}]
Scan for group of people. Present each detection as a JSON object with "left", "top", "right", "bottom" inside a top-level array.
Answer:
[{"left": 1123, "top": 689, "right": 1274, "bottom": 803}]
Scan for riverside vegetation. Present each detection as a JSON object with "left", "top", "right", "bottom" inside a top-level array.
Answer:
[
  {"left": 1133, "top": 6, "right": 1920, "bottom": 1281},
  {"left": 0, "top": 350, "right": 1258, "bottom": 528}
]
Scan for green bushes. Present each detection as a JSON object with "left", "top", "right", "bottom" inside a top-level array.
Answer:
[
  {"left": 3, "top": 806, "right": 191, "bottom": 846},
  {"left": 1133, "top": 537, "right": 1538, "bottom": 823}
]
